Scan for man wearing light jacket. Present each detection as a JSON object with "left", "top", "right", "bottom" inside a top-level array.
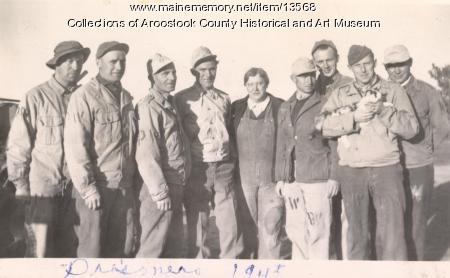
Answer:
[
  {"left": 64, "top": 41, "right": 137, "bottom": 258},
  {"left": 7, "top": 41, "right": 90, "bottom": 257},
  {"left": 135, "top": 53, "right": 190, "bottom": 258},
  {"left": 383, "top": 45, "right": 450, "bottom": 260},
  {"left": 318, "top": 45, "right": 419, "bottom": 260}
]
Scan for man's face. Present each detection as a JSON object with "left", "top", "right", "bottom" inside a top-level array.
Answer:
[
  {"left": 55, "top": 52, "right": 84, "bottom": 86},
  {"left": 195, "top": 60, "right": 217, "bottom": 90},
  {"left": 385, "top": 60, "right": 412, "bottom": 84},
  {"left": 313, "top": 47, "right": 338, "bottom": 78},
  {"left": 246, "top": 74, "right": 268, "bottom": 103},
  {"left": 97, "top": 50, "right": 126, "bottom": 82},
  {"left": 349, "top": 54, "right": 376, "bottom": 85},
  {"left": 291, "top": 72, "right": 316, "bottom": 94},
  {"left": 153, "top": 66, "right": 177, "bottom": 94}
]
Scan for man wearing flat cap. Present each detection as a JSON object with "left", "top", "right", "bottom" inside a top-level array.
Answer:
[
  {"left": 318, "top": 45, "right": 419, "bottom": 260},
  {"left": 274, "top": 57, "right": 339, "bottom": 259},
  {"left": 175, "top": 46, "right": 243, "bottom": 258},
  {"left": 7, "top": 40, "right": 90, "bottom": 257},
  {"left": 383, "top": 45, "right": 450, "bottom": 260},
  {"left": 311, "top": 39, "right": 353, "bottom": 260},
  {"left": 135, "top": 53, "right": 190, "bottom": 258},
  {"left": 64, "top": 41, "right": 137, "bottom": 257}
]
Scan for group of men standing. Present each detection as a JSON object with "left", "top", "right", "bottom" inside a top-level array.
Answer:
[{"left": 5, "top": 39, "right": 449, "bottom": 260}]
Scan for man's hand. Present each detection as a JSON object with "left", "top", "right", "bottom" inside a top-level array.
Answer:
[
  {"left": 156, "top": 197, "right": 171, "bottom": 211},
  {"left": 366, "top": 100, "right": 384, "bottom": 115},
  {"left": 275, "top": 181, "right": 285, "bottom": 197},
  {"left": 353, "top": 103, "right": 374, "bottom": 123},
  {"left": 85, "top": 191, "right": 101, "bottom": 210},
  {"left": 326, "top": 179, "right": 340, "bottom": 198}
]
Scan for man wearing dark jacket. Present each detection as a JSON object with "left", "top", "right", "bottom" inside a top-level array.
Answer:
[
  {"left": 231, "top": 68, "right": 284, "bottom": 259},
  {"left": 274, "top": 58, "right": 339, "bottom": 259}
]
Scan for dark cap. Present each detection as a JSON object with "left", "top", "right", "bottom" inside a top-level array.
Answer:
[
  {"left": 96, "top": 41, "right": 129, "bottom": 59},
  {"left": 348, "top": 45, "right": 373, "bottom": 66},
  {"left": 311, "top": 39, "right": 337, "bottom": 55},
  {"left": 46, "top": 41, "right": 90, "bottom": 69}
]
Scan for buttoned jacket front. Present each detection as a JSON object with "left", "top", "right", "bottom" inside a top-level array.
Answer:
[
  {"left": 275, "top": 92, "right": 338, "bottom": 183},
  {"left": 7, "top": 77, "right": 73, "bottom": 196},
  {"left": 64, "top": 78, "right": 137, "bottom": 199},
  {"left": 135, "top": 88, "right": 190, "bottom": 201}
]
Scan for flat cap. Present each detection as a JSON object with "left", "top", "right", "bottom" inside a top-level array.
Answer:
[
  {"left": 147, "top": 53, "right": 174, "bottom": 76},
  {"left": 348, "top": 45, "right": 373, "bottom": 66},
  {"left": 46, "top": 41, "right": 90, "bottom": 69},
  {"left": 96, "top": 41, "right": 129, "bottom": 59},
  {"left": 311, "top": 39, "right": 337, "bottom": 55},
  {"left": 383, "top": 45, "right": 411, "bottom": 65},
  {"left": 291, "top": 57, "right": 316, "bottom": 76},
  {"left": 191, "top": 46, "right": 218, "bottom": 69}
]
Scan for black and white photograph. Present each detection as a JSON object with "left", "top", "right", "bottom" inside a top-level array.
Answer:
[{"left": 1, "top": 0, "right": 450, "bottom": 277}]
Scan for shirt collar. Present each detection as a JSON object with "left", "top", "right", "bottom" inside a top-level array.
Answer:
[
  {"left": 194, "top": 82, "right": 216, "bottom": 96},
  {"left": 353, "top": 74, "right": 380, "bottom": 94},
  {"left": 49, "top": 76, "right": 71, "bottom": 96},
  {"left": 150, "top": 87, "right": 173, "bottom": 109},
  {"left": 295, "top": 90, "right": 312, "bottom": 101},
  {"left": 247, "top": 94, "right": 270, "bottom": 111},
  {"left": 401, "top": 75, "right": 413, "bottom": 88}
]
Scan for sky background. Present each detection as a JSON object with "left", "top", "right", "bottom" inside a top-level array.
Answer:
[{"left": 1, "top": 0, "right": 449, "bottom": 102}]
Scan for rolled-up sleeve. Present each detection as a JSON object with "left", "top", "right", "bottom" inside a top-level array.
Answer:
[
  {"left": 64, "top": 92, "right": 98, "bottom": 199},
  {"left": 6, "top": 93, "right": 37, "bottom": 192},
  {"left": 378, "top": 85, "right": 419, "bottom": 140},
  {"left": 135, "top": 103, "right": 168, "bottom": 202}
]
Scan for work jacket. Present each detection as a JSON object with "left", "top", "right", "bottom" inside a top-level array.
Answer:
[
  {"left": 275, "top": 91, "right": 338, "bottom": 183},
  {"left": 64, "top": 78, "right": 137, "bottom": 199},
  {"left": 135, "top": 88, "right": 190, "bottom": 201}
]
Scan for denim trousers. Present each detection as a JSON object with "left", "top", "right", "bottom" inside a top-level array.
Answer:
[
  {"left": 340, "top": 164, "right": 407, "bottom": 260},
  {"left": 73, "top": 186, "right": 136, "bottom": 258},
  {"left": 184, "top": 159, "right": 243, "bottom": 258},
  {"left": 136, "top": 184, "right": 184, "bottom": 258},
  {"left": 284, "top": 182, "right": 332, "bottom": 260},
  {"left": 239, "top": 182, "right": 284, "bottom": 259},
  {"left": 404, "top": 164, "right": 434, "bottom": 260}
]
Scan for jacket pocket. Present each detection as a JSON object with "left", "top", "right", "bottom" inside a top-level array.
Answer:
[
  {"left": 38, "top": 115, "right": 64, "bottom": 145},
  {"left": 94, "top": 110, "right": 121, "bottom": 144}
]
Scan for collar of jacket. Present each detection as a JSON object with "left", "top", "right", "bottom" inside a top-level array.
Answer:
[
  {"left": 352, "top": 74, "right": 382, "bottom": 96},
  {"left": 149, "top": 87, "right": 174, "bottom": 110},
  {"left": 402, "top": 75, "right": 416, "bottom": 91},
  {"left": 49, "top": 75, "right": 74, "bottom": 95},
  {"left": 91, "top": 77, "right": 133, "bottom": 109},
  {"left": 288, "top": 90, "right": 322, "bottom": 120}
]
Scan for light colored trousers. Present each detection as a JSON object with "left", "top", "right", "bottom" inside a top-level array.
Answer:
[{"left": 284, "top": 182, "right": 332, "bottom": 260}]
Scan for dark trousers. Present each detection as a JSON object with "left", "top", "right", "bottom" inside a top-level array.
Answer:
[
  {"left": 184, "top": 160, "right": 244, "bottom": 258},
  {"left": 340, "top": 164, "right": 407, "bottom": 260},
  {"left": 137, "top": 184, "right": 184, "bottom": 258},
  {"left": 23, "top": 183, "right": 76, "bottom": 257},
  {"left": 73, "top": 186, "right": 136, "bottom": 258},
  {"left": 404, "top": 164, "right": 434, "bottom": 260}
]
